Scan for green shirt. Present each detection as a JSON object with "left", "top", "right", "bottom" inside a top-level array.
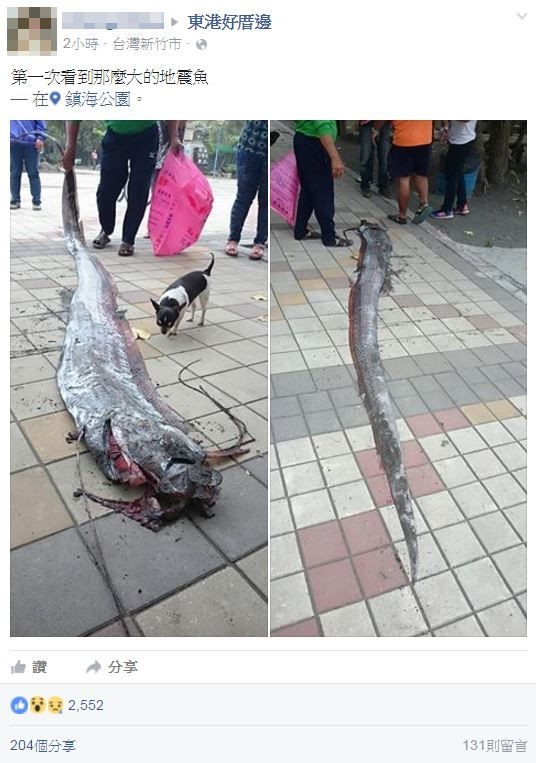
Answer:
[
  {"left": 295, "top": 120, "right": 337, "bottom": 140},
  {"left": 104, "top": 120, "right": 157, "bottom": 134}
]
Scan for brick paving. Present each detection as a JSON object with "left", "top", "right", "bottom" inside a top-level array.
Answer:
[
  {"left": 270, "top": 124, "right": 527, "bottom": 637},
  {"left": 10, "top": 169, "right": 268, "bottom": 637}
]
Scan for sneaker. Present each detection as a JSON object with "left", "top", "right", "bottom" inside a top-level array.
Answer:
[
  {"left": 361, "top": 187, "right": 371, "bottom": 198},
  {"left": 412, "top": 203, "right": 432, "bottom": 225},
  {"left": 32, "top": 202, "right": 42, "bottom": 211},
  {"left": 431, "top": 209, "right": 454, "bottom": 220},
  {"left": 10, "top": 201, "right": 20, "bottom": 210},
  {"left": 455, "top": 204, "right": 470, "bottom": 215}
]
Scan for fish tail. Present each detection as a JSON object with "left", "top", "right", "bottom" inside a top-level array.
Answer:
[
  {"left": 62, "top": 169, "right": 86, "bottom": 250},
  {"left": 398, "top": 498, "right": 419, "bottom": 581}
]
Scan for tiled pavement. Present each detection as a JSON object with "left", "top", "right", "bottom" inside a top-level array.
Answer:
[
  {"left": 269, "top": 125, "right": 527, "bottom": 637},
  {"left": 10, "top": 169, "right": 268, "bottom": 637}
]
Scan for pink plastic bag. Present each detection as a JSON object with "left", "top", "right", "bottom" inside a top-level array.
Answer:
[
  {"left": 270, "top": 151, "right": 300, "bottom": 227},
  {"left": 149, "top": 151, "right": 214, "bottom": 256}
]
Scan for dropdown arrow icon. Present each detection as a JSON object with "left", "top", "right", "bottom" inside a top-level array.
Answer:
[{"left": 517, "top": 12, "right": 527, "bottom": 20}]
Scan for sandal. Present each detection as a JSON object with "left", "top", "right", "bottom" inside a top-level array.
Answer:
[
  {"left": 388, "top": 214, "right": 407, "bottom": 225},
  {"left": 329, "top": 236, "right": 353, "bottom": 248},
  {"left": 93, "top": 230, "right": 111, "bottom": 249},
  {"left": 118, "top": 242, "right": 134, "bottom": 257},
  {"left": 300, "top": 229, "right": 322, "bottom": 240},
  {"left": 225, "top": 240, "right": 239, "bottom": 256},
  {"left": 249, "top": 243, "right": 265, "bottom": 260},
  {"left": 412, "top": 203, "right": 432, "bottom": 225}
]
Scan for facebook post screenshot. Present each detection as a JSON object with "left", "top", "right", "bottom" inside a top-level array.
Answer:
[{"left": 2, "top": 1, "right": 532, "bottom": 760}]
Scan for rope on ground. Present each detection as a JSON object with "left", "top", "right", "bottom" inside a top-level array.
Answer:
[
  {"left": 74, "top": 432, "right": 142, "bottom": 637},
  {"left": 178, "top": 359, "right": 252, "bottom": 454}
]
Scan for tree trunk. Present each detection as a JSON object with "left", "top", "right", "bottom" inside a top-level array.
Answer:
[
  {"left": 511, "top": 121, "right": 527, "bottom": 167},
  {"left": 474, "top": 121, "right": 489, "bottom": 194},
  {"left": 487, "top": 121, "right": 512, "bottom": 185}
]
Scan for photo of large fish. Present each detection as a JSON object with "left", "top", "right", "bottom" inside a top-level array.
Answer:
[
  {"left": 57, "top": 170, "right": 243, "bottom": 530},
  {"left": 348, "top": 220, "right": 419, "bottom": 579}
]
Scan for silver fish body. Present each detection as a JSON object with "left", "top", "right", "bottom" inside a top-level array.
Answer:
[
  {"left": 348, "top": 220, "right": 418, "bottom": 579},
  {"left": 57, "top": 170, "right": 222, "bottom": 528}
]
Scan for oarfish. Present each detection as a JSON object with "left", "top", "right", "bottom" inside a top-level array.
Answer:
[
  {"left": 348, "top": 220, "right": 418, "bottom": 579},
  {"left": 57, "top": 169, "right": 237, "bottom": 530}
]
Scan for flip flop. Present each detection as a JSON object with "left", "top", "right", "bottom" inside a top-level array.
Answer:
[{"left": 388, "top": 214, "right": 407, "bottom": 225}]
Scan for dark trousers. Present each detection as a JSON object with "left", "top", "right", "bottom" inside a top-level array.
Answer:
[
  {"left": 293, "top": 131, "right": 336, "bottom": 245},
  {"left": 10, "top": 143, "right": 41, "bottom": 204},
  {"left": 229, "top": 149, "right": 268, "bottom": 244},
  {"left": 97, "top": 124, "right": 158, "bottom": 245},
  {"left": 442, "top": 140, "right": 475, "bottom": 213},
  {"left": 359, "top": 123, "right": 391, "bottom": 191}
]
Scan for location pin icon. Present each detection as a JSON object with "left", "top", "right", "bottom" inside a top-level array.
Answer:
[{"left": 49, "top": 91, "right": 61, "bottom": 105}]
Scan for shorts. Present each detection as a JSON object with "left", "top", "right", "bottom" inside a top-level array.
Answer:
[{"left": 389, "top": 144, "right": 432, "bottom": 179}]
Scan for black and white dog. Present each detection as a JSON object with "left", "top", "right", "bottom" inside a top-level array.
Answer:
[{"left": 151, "top": 254, "right": 214, "bottom": 336}]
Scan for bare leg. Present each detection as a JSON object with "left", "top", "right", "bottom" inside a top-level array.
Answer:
[
  {"left": 396, "top": 177, "right": 411, "bottom": 218},
  {"left": 414, "top": 174, "right": 429, "bottom": 205}
]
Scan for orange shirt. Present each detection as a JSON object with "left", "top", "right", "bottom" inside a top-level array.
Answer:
[{"left": 392, "top": 120, "right": 433, "bottom": 147}]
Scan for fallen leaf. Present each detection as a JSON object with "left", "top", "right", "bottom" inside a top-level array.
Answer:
[
  {"left": 464, "top": 230, "right": 474, "bottom": 236},
  {"left": 251, "top": 294, "right": 267, "bottom": 301},
  {"left": 256, "top": 315, "right": 268, "bottom": 322},
  {"left": 133, "top": 327, "right": 151, "bottom": 340}
]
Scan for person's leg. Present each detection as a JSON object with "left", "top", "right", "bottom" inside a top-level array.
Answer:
[
  {"left": 441, "top": 143, "right": 466, "bottom": 214},
  {"left": 295, "top": 134, "right": 336, "bottom": 244},
  {"left": 96, "top": 128, "right": 130, "bottom": 238},
  {"left": 254, "top": 155, "right": 268, "bottom": 245},
  {"left": 10, "top": 144, "right": 24, "bottom": 204},
  {"left": 312, "top": 151, "right": 336, "bottom": 244},
  {"left": 22, "top": 144, "right": 42, "bottom": 205},
  {"left": 359, "top": 123, "right": 373, "bottom": 194},
  {"left": 454, "top": 141, "right": 473, "bottom": 209},
  {"left": 396, "top": 177, "right": 411, "bottom": 218},
  {"left": 377, "top": 125, "right": 391, "bottom": 193},
  {"left": 293, "top": 132, "right": 315, "bottom": 239},
  {"left": 122, "top": 124, "right": 159, "bottom": 246},
  {"left": 414, "top": 174, "right": 429, "bottom": 205},
  {"left": 388, "top": 146, "right": 410, "bottom": 222},
  {"left": 228, "top": 149, "right": 259, "bottom": 244},
  {"left": 412, "top": 145, "right": 433, "bottom": 224}
]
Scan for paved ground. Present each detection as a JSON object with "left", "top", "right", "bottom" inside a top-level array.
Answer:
[
  {"left": 10, "top": 169, "right": 268, "bottom": 637},
  {"left": 270, "top": 124, "right": 527, "bottom": 637}
]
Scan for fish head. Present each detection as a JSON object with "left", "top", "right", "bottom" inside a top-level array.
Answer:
[
  {"left": 357, "top": 219, "right": 392, "bottom": 270},
  {"left": 158, "top": 458, "right": 222, "bottom": 507}
]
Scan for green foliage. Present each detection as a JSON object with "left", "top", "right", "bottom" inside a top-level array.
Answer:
[
  {"left": 44, "top": 120, "right": 245, "bottom": 165},
  {"left": 44, "top": 120, "right": 106, "bottom": 164},
  {"left": 191, "top": 120, "right": 245, "bottom": 153}
]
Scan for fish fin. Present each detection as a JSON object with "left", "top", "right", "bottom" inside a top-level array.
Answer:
[
  {"left": 73, "top": 487, "right": 166, "bottom": 531},
  {"left": 205, "top": 445, "right": 250, "bottom": 460},
  {"left": 381, "top": 273, "right": 394, "bottom": 295}
]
